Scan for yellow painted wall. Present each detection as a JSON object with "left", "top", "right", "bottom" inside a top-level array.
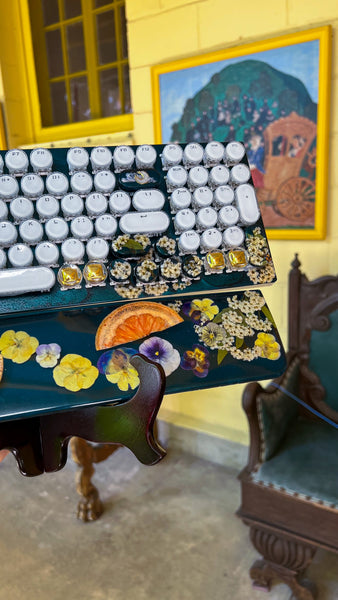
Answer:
[{"left": 127, "top": 0, "right": 338, "bottom": 444}]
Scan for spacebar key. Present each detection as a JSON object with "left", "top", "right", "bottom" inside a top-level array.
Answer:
[{"left": 0, "top": 267, "right": 56, "bottom": 296}]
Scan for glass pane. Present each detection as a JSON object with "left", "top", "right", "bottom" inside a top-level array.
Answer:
[
  {"left": 42, "top": 0, "right": 59, "bottom": 26},
  {"left": 95, "top": 0, "right": 111, "bottom": 7},
  {"left": 50, "top": 81, "right": 69, "bottom": 125},
  {"left": 67, "top": 22, "right": 86, "bottom": 73},
  {"left": 99, "top": 69, "right": 121, "bottom": 117},
  {"left": 123, "top": 64, "right": 131, "bottom": 113},
  {"left": 63, "top": 0, "right": 82, "bottom": 19},
  {"left": 70, "top": 76, "right": 90, "bottom": 121},
  {"left": 45, "top": 29, "right": 64, "bottom": 78},
  {"left": 120, "top": 5, "right": 128, "bottom": 60},
  {"left": 96, "top": 10, "right": 117, "bottom": 65}
]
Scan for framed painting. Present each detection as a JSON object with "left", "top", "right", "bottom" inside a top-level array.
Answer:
[{"left": 152, "top": 27, "right": 331, "bottom": 240}]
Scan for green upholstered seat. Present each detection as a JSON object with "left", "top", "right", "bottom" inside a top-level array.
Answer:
[
  {"left": 253, "top": 418, "right": 338, "bottom": 507},
  {"left": 309, "top": 309, "right": 338, "bottom": 413}
]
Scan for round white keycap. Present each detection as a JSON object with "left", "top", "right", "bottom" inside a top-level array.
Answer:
[
  {"left": 183, "top": 143, "right": 204, "bottom": 165},
  {"left": 90, "top": 146, "right": 112, "bottom": 171},
  {"left": 70, "top": 216, "right": 94, "bottom": 240},
  {"left": 213, "top": 185, "right": 234, "bottom": 207},
  {"left": 196, "top": 207, "right": 218, "bottom": 229},
  {"left": 0, "top": 199, "right": 8, "bottom": 221},
  {"left": 61, "top": 238, "right": 85, "bottom": 262},
  {"left": 161, "top": 144, "right": 183, "bottom": 167},
  {"left": 0, "top": 156, "right": 4, "bottom": 174},
  {"left": 225, "top": 141, "right": 245, "bottom": 164},
  {"left": 8, "top": 244, "right": 33, "bottom": 268},
  {"left": 218, "top": 205, "right": 239, "bottom": 227},
  {"left": 19, "top": 219, "right": 43, "bottom": 244},
  {"left": 70, "top": 171, "right": 93, "bottom": 195},
  {"left": 0, "top": 221, "right": 17, "bottom": 246},
  {"left": 135, "top": 145, "right": 157, "bottom": 168},
  {"left": 0, "top": 247, "right": 6, "bottom": 268},
  {"left": 30, "top": 148, "right": 53, "bottom": 173},
  {"left": 223, "top": 226, "right": 245, "bottom": 247},
  {"left": 94, "top": 170, "right": 116, "bottom": 194},
  {"left": 86, "top": 237, "right": 109, "bottom": 261},
  {"left": 45, "top": 217, "right": 69, "bottom": 241},
  {"left": 35, "top": 241, "right": 59, "bottom": 265},
  {"left": 20, "top": 173, "right": 44, "bottom": 198},
  {"left": 85, "top": 192, "right": 107, "bottom": 216},
  {"left": 61, "top": 193, "right": 84, "bottom": 218},
  {"left": 209, "top": 165, "right": 230, "bottom": 187},
  {"left": 192, "top": 186, "right": 213, "bottom": 209},
  {"left": 174, "top": 209, "right": 196, "bottom": 232},
  {"left": 0, "top": 175, "right": 19, "bottom": 200},
  {"left": 5, "top": 149, "right": 29, "bottom": 174},
  {"left": 109, "top": 191, "right": 131, "bottom": 215},
  {"left": 67, "top": 147, "right": 89, "bottom": 171},
  {"left": 167, "top": 166, "right": 187, "bottom": 189},
  {"left": 200, "top": 228, "right": 223, "bottom": 251},
  {"left": 10, "top": 197, "right": 34, "bottom": 221},
  {"left": 113, "top": 145, "right": 134, "bottom": 170},
  {"left": 36, "top": 195, "right": 59, "bottom": 220},
  {"left": 204, "top": 142, "right": 225, "bottom": 165},
  {"left": 178, "top": 230, "right": 200, "bottom": 253},
  {"left": 132, "top": 189, "right": 165, "bottom": 212},
  {"left": 95, "top": 214, "right": 117, "bottom": 237},
  {"left": 230, "top": 163, "right": 251, "bottom": 184},
  {"left": 187, "top": 166, "right": 209, "bottom": 188},
  {"left": 46, "top": 172, "right": 69, "bottom": 196},
  {"left": 170, "top": 188, "right": 191, "bottom": 211}
]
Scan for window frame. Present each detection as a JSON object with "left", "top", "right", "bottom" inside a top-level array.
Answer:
[{"left": 20, "top": 0, "right": 133, "bottom": 143}]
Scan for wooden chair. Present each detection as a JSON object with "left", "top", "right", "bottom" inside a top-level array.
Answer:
[{"left": 237, "top": 255, "right": 338, "bottom": 599}]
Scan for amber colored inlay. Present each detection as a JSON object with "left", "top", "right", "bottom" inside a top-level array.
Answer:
[
  {"left": 83, "top": 262, "right": 108, "bottom": 284},
  {"left": 58, "top": 264, "right": 82, "bottom": 287},
  {"left": 228, "top": 249, "right": 248, "bottom": 268},
  {"left": 206, "top": 251, "right": 225, "bottom": 270}
]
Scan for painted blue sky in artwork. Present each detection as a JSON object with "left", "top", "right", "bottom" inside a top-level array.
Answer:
[{"left": 159, "top": 40, "right": 319, "bottom": 142}]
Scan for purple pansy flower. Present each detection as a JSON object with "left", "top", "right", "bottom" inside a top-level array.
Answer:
[
  {"left": 138, "top": 337, "right": 180, "bottom": 376},
  {"left": 180, "top": 344, "right": 210, "bottom": 378},
  {"left": 36, "top": 343, "right": 61, "bottom": 368}
]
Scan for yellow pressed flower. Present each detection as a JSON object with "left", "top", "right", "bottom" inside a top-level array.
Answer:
[
  {"left": 0, "top": 330, "right": 39, "bottom": 364},
  {"left": 106, "top": 367, "right": 140, "bottom": 391},
  {"left": 254, "top": 333, "right": 281, "bottom": 361},
  {"left": 53, "top": 354, "right": 99, "bottom": 392},
  {"left": 191, "top": 298, "right": 219, "bottom": 320}
]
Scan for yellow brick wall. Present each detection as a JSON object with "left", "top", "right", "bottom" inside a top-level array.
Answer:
[{"left": 127, "top": 0, "right": 338, "bottom": 443}]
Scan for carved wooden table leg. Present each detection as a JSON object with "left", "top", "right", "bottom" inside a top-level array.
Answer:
[
  {"left": 70, "top": 437, "right": 120, "bottom": 522},
  {"left": 249, "top": 526, "right": 318, "bottom": 599}
]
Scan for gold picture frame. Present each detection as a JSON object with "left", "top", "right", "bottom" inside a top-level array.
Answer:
[{"left": 152, "top": 26, "right": 331, "bottom": 240}]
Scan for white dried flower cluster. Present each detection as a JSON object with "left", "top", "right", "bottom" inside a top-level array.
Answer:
[
  {"left": 228, "top": 345, "right": 261, "bottom": 362},
  {"left": 222, "top": 312, "right": 254, "bottom": 338},
  {"left": 246, "top": 227, "right": 269, "bottom": 266},
  {"left": 144, "top": 282, "right": 169, "bottom": 296},
  {"left": 115, "top": 284, "right": 142, "bottom": 299},
  {"left": 134, "top": 234, "right": 151, "bottom": 248},
  {"left": 246, "top": 313, "right": 272, "bottom": 332},
  {"left": 110, "top": 261, "right": 131, "bottom": 281},
  {"left": 167, "top": 300, "right": 183, "bottom": 313},
  {"left": 183, "top": 256, "right": 203, "bottom": 277},
  {"left": 136, "top": 259, "right": 157, "bottom": 282},
  {"left": 227, "top": 291, "right": 266, "bottom": 313},
  {"left": 112, "top": 234, "right": 130, "bottom": 251},
  {"left": 247, "top": 263, "right": 276, "bottom": 284},
  {"left": 172, "top": 280, "right": 192, "bottom": 291},
  {"left": 160, "top": 258, "right": 181, "bottom": 279},
  {"left": 157, "top": 236, "right": 176, "bottom": 255}
]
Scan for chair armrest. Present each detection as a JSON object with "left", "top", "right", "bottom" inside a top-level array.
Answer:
[{"left": 242, "top": 356, "right": 300, "bottom": 471}]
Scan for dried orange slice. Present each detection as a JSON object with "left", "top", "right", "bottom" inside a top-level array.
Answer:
[{"left": 95, "top": 301, "right": 183, "bottom": 350}]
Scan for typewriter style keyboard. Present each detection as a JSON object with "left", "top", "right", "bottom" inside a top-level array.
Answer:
[{"left": 0, "top": 142, "right": 276, "bottom": 316}]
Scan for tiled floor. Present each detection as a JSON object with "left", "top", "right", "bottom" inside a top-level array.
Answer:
[{"left": 0, "top": 445, "right": 337, "bottom": 600}]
